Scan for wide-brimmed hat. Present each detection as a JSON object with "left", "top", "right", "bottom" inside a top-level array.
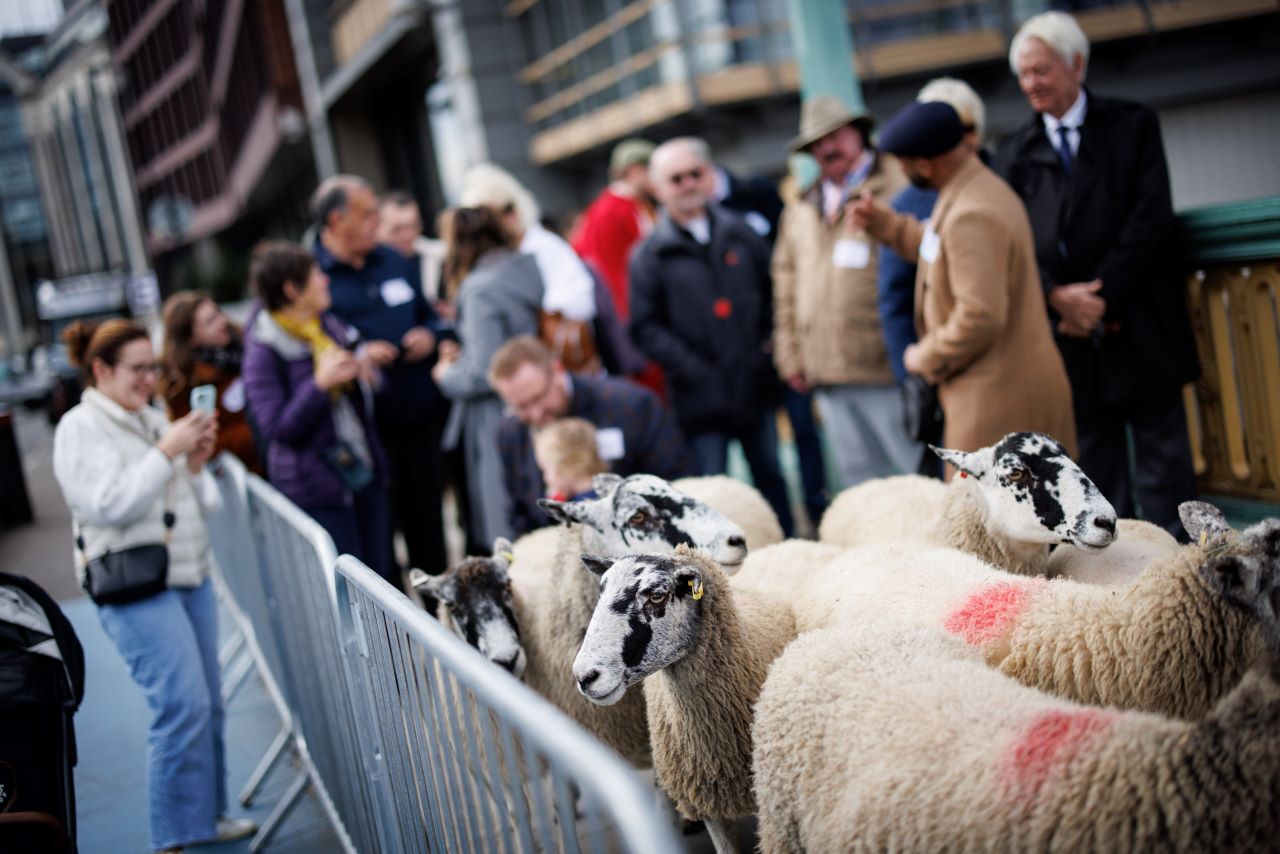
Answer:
[{"left": 789, "top": 94, "right": 876, "bottom": 153}]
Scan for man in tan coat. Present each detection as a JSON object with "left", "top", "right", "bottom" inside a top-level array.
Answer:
[
  {"left": 773, "top": 95, "right": 919, "bottom": 489},
  {"left": 851, "top": 100, "right": 1077, "bottom": 459}
]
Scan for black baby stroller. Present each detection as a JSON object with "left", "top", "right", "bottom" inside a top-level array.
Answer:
[{"left": 0, "top": 572, "right": 85, "bottom": 852}]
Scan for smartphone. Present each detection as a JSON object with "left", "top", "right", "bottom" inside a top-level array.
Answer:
[{"left": 190, "top": 383, "right": 217, "bottom": 415}]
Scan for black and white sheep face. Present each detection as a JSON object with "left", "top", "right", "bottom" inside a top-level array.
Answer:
[
  {"left": 1185, "top": 502, "right": 1280, "bottom": 650},
  {"left": 538, "top": 473, "right": 749, "bottom": 568},
  {"left": 411, "top": 541, "right": 526, "bottom": 678},
  {"left": 572, "top": 553, "right": 705, "bottom": 706},
  {"left": 933, "top": 432, "right": 1117, "bottom": 550}
]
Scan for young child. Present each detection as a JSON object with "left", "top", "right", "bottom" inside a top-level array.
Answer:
[{"left": 533, "top": 417, "right": 608, "bottom": 502}]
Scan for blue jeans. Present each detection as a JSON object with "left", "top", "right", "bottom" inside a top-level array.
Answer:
[
  {"left": 310, "top": 483, "right": 393, "bottom": 585},
  {"left": 782, "top": 386, "right": 830, "bottom": 525},
  {"left": 98, "top": 578, "right": 225, "bottom": 850},
  {"left": 687, "top": 414, "right": 795, "bottom": 537}
]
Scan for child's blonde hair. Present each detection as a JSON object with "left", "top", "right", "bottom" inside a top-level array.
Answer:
[{"left": 533, "top": 418, "right": 607, "bottom": 482}]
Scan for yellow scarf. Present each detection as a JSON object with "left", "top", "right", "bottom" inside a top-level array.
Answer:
[{"left": 270, "top": 311, "right": 349, "bottom": 400}]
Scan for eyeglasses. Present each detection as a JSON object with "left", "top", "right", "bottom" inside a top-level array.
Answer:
[
  {"left": 668, "top": 167, "right": 704, "bottom": 186},
  {"left": 117, "top": 361, "right": 162, "bottom": 377},
  {"left": 505, "top": 370, "right": 557, "bottom": 417}
]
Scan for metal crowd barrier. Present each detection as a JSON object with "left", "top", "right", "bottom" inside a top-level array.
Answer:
[{"left": 207, "top": 454, "right": 679, "bottom": 853}]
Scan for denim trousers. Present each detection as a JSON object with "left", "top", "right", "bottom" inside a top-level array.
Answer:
[
  {"left": 97, "top": 577, "right": 225, "bottom": 850},
  {"left": 687, "top": 412, "right": 795, "bottom": 537}
]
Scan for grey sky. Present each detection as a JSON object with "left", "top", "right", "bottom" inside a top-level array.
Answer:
[{"left": 0, "top": 0, "right": 64, "bottom": 39}]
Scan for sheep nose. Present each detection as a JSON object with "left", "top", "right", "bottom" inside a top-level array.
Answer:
[
  {"left": 726, "top": 535, "right": 746, "bottom": 550},
  {"left": 494, "top": 653, "right": 520, "bottom": 673},
  {"left": 578, "top": 668, "right": 601, "bottom": 691},
  {"left": 1093, "top": 516, "right": 1116, "bottom": 534}
]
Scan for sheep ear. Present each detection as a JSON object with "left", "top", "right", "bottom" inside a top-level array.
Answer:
[
  {"left": 931, "top": 445, "right": 988, "bottom": 479},
  {"left": 592, "top": 473, "right": 624, "bottom": 496},
  {"left": 1180, "top": 501, "right": 1232, "bottom": 547},
  {"left": 674, "top": 565, "right": 705, "bottom": 600},
  {"left": 581, "top": 554, "right": 614, "bottom": 577},
  {"left": 540, "top": 494, "right": 610, "bottom": 530},
  {"left": 1203, "top": 552, "right": 1262, "bottom": 608},
  {"left": 411, "top": 569, "right": 456, "bottom": 605},
  {"left": 491, "top": 537, "right": 515, "bottom": 567}
]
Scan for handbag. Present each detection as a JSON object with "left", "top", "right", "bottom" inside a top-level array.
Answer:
[
  {"left": 539, "top": 310, "right": 602, "bottom": 374},
  {"left": 78, "top": 482, "right": 174, "bottom": 607},
  {"left": 901, "top": 374, "right": 944, "bottom": 445},
  {"left": 323, "top": 440, "right": 375, "bottom": 493}
]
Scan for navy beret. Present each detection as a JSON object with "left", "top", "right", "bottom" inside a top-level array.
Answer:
[{"left": 878, "top": 101, "right": 966, "bottom": 158}]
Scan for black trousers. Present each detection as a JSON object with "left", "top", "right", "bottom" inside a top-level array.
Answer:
[
  {"left": 1075, "top": 388, "right": 1198, "bottom": 540},
  {"left": 377, "top": 412, "right": 449, "bottom": 580}
]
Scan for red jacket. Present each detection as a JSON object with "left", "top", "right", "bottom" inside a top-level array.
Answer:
[{"left": 572, "top": 188, "right": 651, "bottom": 320}]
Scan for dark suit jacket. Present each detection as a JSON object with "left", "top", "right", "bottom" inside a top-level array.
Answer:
[
  {"left": 717, "top": 168, "right": 785, "bottom": 248},
  {"left": 993, "top": 92, "right": 1197, "bottom": 409},
  {"left": 498, "top": 374, "right": 696, "bottom": 536}
]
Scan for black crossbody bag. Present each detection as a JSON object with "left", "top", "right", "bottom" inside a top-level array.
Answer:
[{"left": 77, "top": 482, "right": 174, "bottom": 607}]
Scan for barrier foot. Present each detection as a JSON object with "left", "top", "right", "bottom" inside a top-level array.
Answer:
[
  {"left": 222, "top": 649, "right": 256, "bottom": 705},
  {"left": 248, "top": 769, "right": 309, "bottom": 854},
  {"left": 240, "top": 725, "right": 293, "bottom": 807},
  {"left": 218, "top": 625, "right": 246, "bottom": 670}
]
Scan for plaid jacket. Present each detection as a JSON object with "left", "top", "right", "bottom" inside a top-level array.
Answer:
[{"left": 499, "top": 374, "right": 696, "bottom": 536}]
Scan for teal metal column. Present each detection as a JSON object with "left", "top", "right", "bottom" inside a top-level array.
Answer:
[{"left": 784, "top": 0, "right": 864, "bottom": 110}]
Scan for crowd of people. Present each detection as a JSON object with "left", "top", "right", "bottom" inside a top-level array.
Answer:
[{"left": 48, "top": 11, "right": 1200, "bottom": 852}]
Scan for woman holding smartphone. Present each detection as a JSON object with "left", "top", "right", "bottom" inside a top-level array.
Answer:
[
  {"left": 241, "top": 240, "right": 392, "bottom": 581},
  {"left": 52, "top": 319, "right": 256, "bottom": 853},
  {"left": 158, "top": 291, "right": 261, "bottom": 473}
]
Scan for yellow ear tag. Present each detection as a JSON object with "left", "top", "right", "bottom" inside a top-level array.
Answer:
[
  {"left": 1199, "top": 531, "right": 1207, "bottom": 548},
  {"left": 499, "top": 550, "right": 515, "bottom": 565},
  {"left": 690, "top": 579, "right": 704, "bottom": 600}
]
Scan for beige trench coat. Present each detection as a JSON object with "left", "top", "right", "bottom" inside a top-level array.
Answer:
[
  {"left": 878, "top": 156, "right": 1077, "bottom": 456},
  {"left": 771, "top": 155, "right": 903, "bottom": 387}
]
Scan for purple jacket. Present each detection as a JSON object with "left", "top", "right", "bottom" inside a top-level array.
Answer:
[{"left": 242, "top": 309, "right": 388, "bottom": 510}]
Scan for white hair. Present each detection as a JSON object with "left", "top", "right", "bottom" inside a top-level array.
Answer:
[
  {"left": 649, "top": 136, "right": 712, "bottom": 180},
  {"left": 1009, "top": 11, "right": 1090, "bottom": 79},
  {"left": 917, "top": 77, "right": 987, "bottom": 140},
  {"left": 459, "top": 163, "right": 541, "bottom": 231}
]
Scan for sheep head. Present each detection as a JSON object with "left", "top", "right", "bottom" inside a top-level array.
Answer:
[
  {"left": 573, "top": 547, "right": 714, "bottom": 705},
  {"left": 538, "top": 473, "right": 749, "bottom": 569},
  {"left": 410, "top": 537, "right": 526, "bottom": 677},
  {"left": 931, "top": 432, "right": 1117, "bottom": 551},
  {"left": 1187, "top": 502, "right": 1280, "bottom": 653}
]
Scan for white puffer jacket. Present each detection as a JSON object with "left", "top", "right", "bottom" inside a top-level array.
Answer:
[{"left": 53, "top": 387, "right": 223, "bottom": 590}]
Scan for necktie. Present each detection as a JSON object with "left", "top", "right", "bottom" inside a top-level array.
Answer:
[{"left": 1056, "top": 125, "right": 1074, "bottom": 177}]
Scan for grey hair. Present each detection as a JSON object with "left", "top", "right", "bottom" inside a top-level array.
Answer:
[
  {"left": 1009, "top": 11, "right": 1090, "bottom": 78},
  {"left": 459, "top": 163, "right": 541, "bottom": 231},
  {"left": 917, "top": 77, "right": 987, "bottom": 140},
  {"left": 649, "top": 137, "right": 713, "bottom": 180},
  {"left": 310, "top": 174, "right": 372, "bottom": 228}
]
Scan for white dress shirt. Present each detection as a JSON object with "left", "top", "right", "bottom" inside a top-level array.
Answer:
[{"left": 1042, "top": 89, "right": 1088, "bottom": 157}]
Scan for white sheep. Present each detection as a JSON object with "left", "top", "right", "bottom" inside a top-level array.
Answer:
[
  {"left": 783, "top": 502, "right": 1279, "bottom": 720},
  {"left": 573, "top": 546, "right": 795, "bottom": 854},
  {"left": 431, "top": 474, "right": 749, "bottom": 765},
  {"left": 817, "top": 432, "right": 1117, "bottom": 576},
  {"left": 673, "top": 475, "right": 783, "bottom": 554},
  {"left": 754, "top": 616, "right": 1280, "bottom": 853},
  {"left": 1047, "top": 517, "right": 1179, "bottom": 586}
]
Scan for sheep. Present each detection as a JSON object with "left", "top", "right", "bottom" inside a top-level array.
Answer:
[
  {"left": 817, "top": 432, "right": 1118, "bottom": 576},
  {"left": 673, "top": 475, "right": 784, "bottom": 554},
  {"left": 411, "top": 538, "right": 526, "bottom": 677},
  {"left": 784, "top": 502, "right": 1279, "bottom": 720},
  {"left": 573, "top": 546, "right": 796, "bottom": 854},
  {"left": 1047, "top": 517, "right": 1179, "bottom": 587},
  {"left": 754, "top": 609, "right": 1280, "bottom": 853},
  {"left": 444, "top": 474, "right": 750, "bottom": 766}
]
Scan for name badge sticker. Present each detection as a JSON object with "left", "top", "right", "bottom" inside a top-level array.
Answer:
[
  {"left": 596, "top": 427, "right": 626, "bottom": 461},
  {"left": 380, "top": 277, "right": 415, "bottom": 307},
  {"left": 919, "top": 227, "right": 940, "bottom": 264},
  {"left": 832, "top": 239, "right": 871, "bottom": 270}
]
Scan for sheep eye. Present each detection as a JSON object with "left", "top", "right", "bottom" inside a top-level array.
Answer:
[
  {"left": 647, "top": 591, "right": 668, "bottom": 606},
  {"left": 629, "top": 510, "right": 651, "bottom": 526},
  {"left": 1007, "top": 468, "right": 1029, "bottom": 483}
]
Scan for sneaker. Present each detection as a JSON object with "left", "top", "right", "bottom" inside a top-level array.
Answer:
[{"left": 214, "top": 816, "right": 257, "bottom": 842}]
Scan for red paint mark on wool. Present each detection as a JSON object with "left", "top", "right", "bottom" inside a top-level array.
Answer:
[
  {"left": 943, "top": 580, "right": 1044, "bottom": 647},
  {"left": 1000, "top": 709, "right": 1116, "bottom": 803}
]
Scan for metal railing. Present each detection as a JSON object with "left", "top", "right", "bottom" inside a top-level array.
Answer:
[{"left": 207, "top": 454, "right": 679, "bottom": 852}]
